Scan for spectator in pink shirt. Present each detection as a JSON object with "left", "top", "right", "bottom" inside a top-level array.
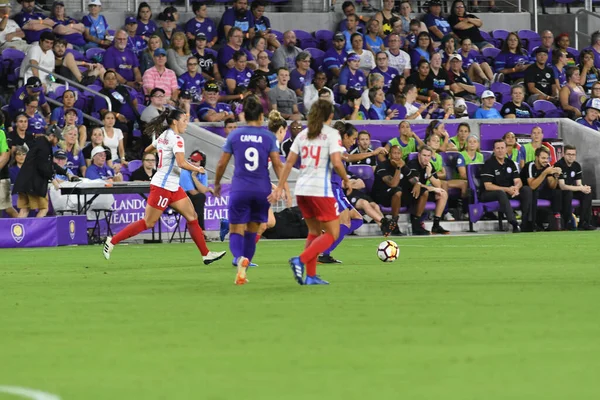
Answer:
[{"left": 142, "top": 47, "right": 179, "bottom": 105}]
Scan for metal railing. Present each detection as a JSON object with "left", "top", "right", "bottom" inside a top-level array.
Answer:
[
  {"left": 23, "top": 63, "right": 111, "bottom": 126},
  {"left": 574, "top": 8, "right": 598, "bottom": 50}
]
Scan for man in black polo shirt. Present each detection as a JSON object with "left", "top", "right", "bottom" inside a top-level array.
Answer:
[
  {"left": 521, "top": 146, "right": 563, "bottom": 231},
  {"left": 481, "top": 140, "right": 531, "bottom": 233},
  {"left": 372, "top": 145, "right": 405, "bottom": 235},
  {"left": 555, "top": 144, "right": 595, "bottom": 230},
  {"left": 401, "top": 145, "right": 449, "bottom": 235},
  {"left": 349, "top": 130, "right": 378, "bottom": 169},
  {"left": 524, "top": 47, "right": 556, "bottom": 105}
]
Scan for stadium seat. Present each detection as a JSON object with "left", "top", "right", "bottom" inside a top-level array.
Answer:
[
  {"left": 492, "top": 102, "right": 503, "bottom": 113},
  {"left": 347, "top": 164, "right": 375, "bottom": 192},
  {"left": 85, "top": 48, "right": 106, "bottom": 62},
  {"left": 518, "top": 30, "right": 542, "bottom": 52},
  {"left": 481, "top": 151, "right": 493, "bottom": 161},
  {"left": 479, "top": 30, "right": 498, "bottom": 48},
  {"left": 205, "top": 48, "right": 218, "bottom": 57},
  {"left": 465, "top": 101, "right": 478, "bottom": 118},
  {"left": 304, "top": 47, "right": 325, "bottom": 71},
  {"left": 66, "top": 48, "right": 85, "bottom": 61},
  {"left": 370, "top": 139, "right": 382, "bottom": 149},
  {"left": 491, "top": 29, "right": 510, "bottom": 48},
  {"left": 482, "top": 47, "right": 500, "bottom": 66},
  {"left": 314, "top": 29, "right": 334, "bottom": 51},
  {"left": 270, "top": 29, "right": 284, "bottom": 43},
  {"left": 294, "top": 30, "right": 318, "bottom": 50},
  {"left": 490, "top": 82, "right": 511, "bottom": 103},
  {"left": 473, "top": 82, "right": 486, "bottom": 98},
  {"left": 532, "top": 99, "right": 559, "bottom": 117},
  {"left": 1, "top": 48, "right": 25, "bottom": 86}
]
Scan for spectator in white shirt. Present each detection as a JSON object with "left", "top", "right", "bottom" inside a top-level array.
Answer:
[
  {"left": 386, "top": 33, "right": 411, "bottom": 77},
  {"left": 304, "top": 71, "right": 334, "bottom": 112},
  {"left": 20, "top": 31, "right": 56, "bottom": 86},
  {"left": 0, "top": 4, "right": 29, "bottom": 52}
]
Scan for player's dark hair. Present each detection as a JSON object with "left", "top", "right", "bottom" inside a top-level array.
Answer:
[
  {"left": 535, "top": 146, "right": 550, "bottom": 157},
  {"left": 419, "top": 144, "right": 434, "bottom": 154},
  {"left": 243, "top": 95, "right": 264, "bottom": 122},
  {"left": 144, "top": 108, "right": 187, "bottom": 137},
  {"left": 333, "top": 120, "right": 347, "bottom": 135},
  {"left": 425, "top": 120, "right": 443, "bottom": 137},
  {"left": 344, "top": 122, "right": 357, "bottom": 136},
  {"left": 267, "top": 110, "right": 287, "bottom": 133},
  {"left": 137, "top": 2, "right": 152, "bottom": 19},
  {"left": 357, "top": 130, "right": 370, "bottom": 139},
  {"left": 307, "top": 100, "right": 333, "bottom": 140},
  {"left": 24, "top": 95, "right": 38, "bottom": 106},
  {"left": 564, "top": 144, "right": 576, "bottom": 152},
  {"left": 342, "top": 1, "right": 355, "bottom": 12},
  {"left": 192, "top": 2, "right": 205, "bottom": 13},
  {"left": 251, "top": 0, "right": 266, "bottom": 11},
  {"left": 493, "top": 139, "right": 506, "bottom": 147},
  {"left": 458, "top": 122, "right": 470, "bottom": 132},
  {"left": 233, "top": 50, "right": 247, "bottom": 62}
]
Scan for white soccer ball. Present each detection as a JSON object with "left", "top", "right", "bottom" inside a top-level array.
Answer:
[{"left": 377, "top": 240, "right": 399, "bottom": 262}]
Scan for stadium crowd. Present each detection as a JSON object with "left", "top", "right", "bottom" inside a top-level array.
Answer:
[{"left": 0, "top": 0, "right": 596, "bottom": 233}]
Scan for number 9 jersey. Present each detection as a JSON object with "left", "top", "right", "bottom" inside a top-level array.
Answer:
[
  {"left": 151, "top": 128, "right": 186, "bottom": 192},
  {"left": 222, "top": 126, "right": 279, "bottom": 193}
]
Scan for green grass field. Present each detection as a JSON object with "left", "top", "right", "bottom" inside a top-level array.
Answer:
[{"left": 1, "top": 233, "right": 600, "bottom": 400}]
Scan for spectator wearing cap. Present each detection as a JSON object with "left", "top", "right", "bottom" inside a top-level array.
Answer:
[
  {"left": 185, "top": 3, "right": 217, "bottom": 48},
  {"left": 8, "top": 77, "right": 51, "bottom": 119},
  {"left": 177, "top": 90, "right": 199, "bottom": 122},
  {"left": 0, "top": 3, "right": 29, "bottom": 53},
  {"left": 23, "top": 96, "right": 47, "bottom": 136},
  {"left": 268, "top": 67, "right": 303, "bottom": 121},
  {"left": 140, "top": 88, "right": 167, "bottom": 125},
  {"left": 339, "top": 53, "right": 366, "bottom": 98},
  {"left": 0, "top": 116, "right": 18, "bottom": 217},
  {"left": 289, "top": 52, "right": 314, "bottom": 99},
  {"left": 271, "top": 30, "right": 302, "bottom": 71},
  {"left": 225, "top": 50, "right": 254, "bottom": 95},
  {"left": 192, "top": 33, "right": 221, "bottom": 82},
  {"left": 197, "top": 82, "right": 234, "bottom": 122},
  {"left": 453, "top": 97, "right": 469, "bottom": 118},
  {"left": 12, "top": 125, "right": 64, "bottom": 218},
  {"left": 219, "top": 0, "right": 255, "bottom": 42},
  {"left": 142, "top": 47, "right": 179, "bottom": 103},
  {"left": 501, "top": 84, "right": 533, "bottom": 119},
  {"left": 340, "top": 88, "right": 369, "bottom": 120},
  {"left": 447, "top": 54, "right": 476, "bottom": 100},
  {"left": 167, "top": 31, "right": 192, "bottom": 77},
  {"left": 474, "top": 90, "right": 502, "bottom": 119},
  {"left": 13, "top": 0, "right": 55, "bottom": 44},
  {"left": 559, "top": 66, "right": 587, "bottom": 120},
  {"left": 323, "top": 32, "right": 348, "bottom": 86},
  {"left": 50, "top": 91, "right": 85, "bottom": 141},
  {"left": 577, "top": 98, "right": 600, "bottom": 131},
  {"left": 155, "top": 10, "right": 179, "bottom": 50},
  {"left": 494, "top": 32, "right": 531, "bottom": 84},
  {"left": 217, "top": 27, "right": 256, "bottom": 77},
  {"left": 50, "top": 1, "right": 86, "bottom": 50},
  {"left": 83, "top": 126, "right": 113, "bottom": 167},
  {"left": 130, "top": 153, "right": 156, "bottom": 181},
  {"left": 20, "top": 31, "right": 55, "bottom": 85},
  {"left": 385, "top": 33, "right": 411, "bottom": 77},
  {"left": 178, "top": 56, "right": 206, "bottom": 103},
  {"left": 523, "top": 47, "right": 556, "bottom": 105},
  {"left": 304, "top": 71, "right": 333, "bottom": 113},
  {"left": 124, "top": 16, "right": 147, "bottom": 58},
  {"left": 82, "top": 0, "right": 111, "bottom": 49},
  {"left": 94, "top": 70, "right": 139, "bottom": 136},
  {"left": 86, "top": 146, "right": 121, "bottom": 181},
  {"left": 251, "top": 0, "right": 280, "bottom": 50},
  {"left": 180, "top": 150, "right": 211, "bottom": 229},
  {"left": 52, "top": 149, "right": 72, "bottom": 182},
  {"left": 56, "top": 125, "right": 85, "bottom": 177},
  {"left": 136, "top": 2, "right": 157, "bottom": 39},
  {"left": 103, "top": 29, "right": 143, "bottom": 90},
  {"left": 163, "top": 6, "right": 179, "bottom": 23},
  {"left": 423, "top": 0, "right": 452, "bottom": 42}
]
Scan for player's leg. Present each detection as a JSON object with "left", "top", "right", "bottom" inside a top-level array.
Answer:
[
  {"left": 16, "top": 194, "right": 31, "bottom": 218},
  {"left": 431, "top": 190, "right": 450, "bottom": 234},
  {"left": 320, "top": 207, "right": 349, "bottom": 263},
  {"left": 408, "top": 187, "right": 430, "bottom": 235}
]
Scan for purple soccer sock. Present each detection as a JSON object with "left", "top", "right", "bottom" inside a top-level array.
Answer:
[
  {"left": 243, "top": 231, "right": 257, "bottom": 261},
  {"left": 229, "top": 233, "right": 244, "bottom": 260},
  {"left": 323, "top": 224, "right": 350, "bottom": 256},
  {"left": 350, "top": 218, "right": 363, "bottom": 233}
]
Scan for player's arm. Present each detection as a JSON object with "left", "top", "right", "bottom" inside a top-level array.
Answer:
[
  {"left": 175, "top": 152, "right": 204, "bottom": 173},
  {"left": 527, "top": 167, "right": 551, "bottom": 190},
  {"left": 270, "top": 151, "right": 298, "bottom": 203},
  {"left": 144, "top": 143, "right": 156, "bottom": 154},
  {"left": 270, "top": 151, "right": 293, "bottom": 206},
  {"left": 346, "top": 147, "right": 387, "bottom": 162},
  {"left": 331, "top": 151, "right": 352, "bottom": 194}
]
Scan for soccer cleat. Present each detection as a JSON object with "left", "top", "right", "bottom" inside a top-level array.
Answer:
[
  {"left": 103, "top": 237, "right": 114, "bottom": 260},
  {"left": 412, "top": 225, "right": 431, "bottom": 235},
  {"left": 249, "top": 262, "right": 258, "bottom": 267},
  {"left": 219, "top": 219, "right": 229, "bottom": 242},
  {"left": 289, "top": 256, "right": 305, "bottom": 285},
  {"left": 318, "top": 254, "right": 342, "bottom": 264},
  {"left": 431, "top": 225, "right": 450, "bottom": 235},
  {"left": 305, "top": 275, "right": 329, "bottom": 285},
  {"left": 203, "top": 250, "right": 227, "bottom": 265},
  {"left": 512, "top": 224, "right": 521, "bottom": 233},
  {"left": 234, "top": 257, "right": 249, "bottom": 285},
  {"left": 380, "top": 217, "right": 392, "bottom": 237}
]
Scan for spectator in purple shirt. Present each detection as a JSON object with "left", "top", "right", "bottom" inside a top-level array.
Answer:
[
  {"left": 371, "top": 52, "right": 400, "bottom": 92},
  {"left": 323, "top": 32, "right": 348, "bottom": 85},
  {"left": 225, "top": 51, "right": 254, "bottom": 94},
  {"left": 197, "top": 81, "right": 235, "bottom": 122},
  {"left": 219, "top": 0, "right": 255, "bottom": 42},
  {"left": 124, "top": 17, "right": 147, "bottom": 58},
  {"left": 86, "top": 146, "right": 120, "bottom": 181},
  {"left": 8, "top": 77, "right": 51, "bottom": 119},
  {"left": 103, "top": 29, "right": 143, "bottom": 91},
  {"left": 339, "top": 53, "right": 367, "bottom": 97},
  {"left": 50, "top": 1, "right": 86, "bottom": 50},
  {"left": 13, "top": 0, "right": 55, "bottom": 44},
  {"left": 136, "top": 2, "right": 157, "bottom": 39},
  {"left": 289, "top": 52, "right": 314, "bottom": 99},
  {"left": 23, "top": 96, "right": 47, "bottom": 135},
  {"left": 494, "top": 32, "right": 532, "bottom": 84},
  {"left": 94, "top": 70, "right": 139, "bottom": 135},
  {"left": 57, "top": 126, "right": 86, "bottom": 176},
  {"left": 251, "top": 0, "right": 280, "bottom": 49},
  {"left": 458, "top": 37, "right": 496, "bottom": 84},
  {"left": 185, "top": 3, "right": 217, "bottom": 49},
  {"left": 422, "top": 0, "right": 452, "bottom": 42},
  {"left": 178, "top": 56, "right": 206, "bottom": 103},
  {"left": 217, "top": 27, "right": 256, "bottom": 77}
]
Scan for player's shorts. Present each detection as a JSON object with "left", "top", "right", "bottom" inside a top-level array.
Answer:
[
  {"left": 347, "top": 189, "right": 374, "bottom": 208},
  {"left": 17, "top": 192, "right": 48, "bottom": 210},
  {"left": 297, "top": 195, "right": 339, "bottom": 222},
  {"left": 147, "top": 185, "right": 188, "bottom": 211},
  {"left": 372, "top": 186, "right": 402, "bottom": 207},
  {"left": 0, "top": 179, "right": 12, "bottom": 210},
  {"left": 332, "top": 184, "right": 353, "bottom": 212},
  {"left": 228, "top": 190, "right": 271, "bottom": 224}
]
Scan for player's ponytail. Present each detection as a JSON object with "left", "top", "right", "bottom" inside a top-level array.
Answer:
[
  {"left": 267, "top": 109, "right": 287, "bottom": 133},
  {"left": 243, "top": 95, "right": 264, "bottom": 123},
  {"left": 144, "top": 108, "right": 187, "bottom": 138},
  {"left": 307, "top": 99, "right": 334, "bottom": 140}
]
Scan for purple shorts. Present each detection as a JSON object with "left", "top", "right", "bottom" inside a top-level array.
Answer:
[
  {"left": 228, "top": 190, "right": 271, "bottom": 224},
  {"left": 333, "top": 184, "right": 353, "bottom": 212}
]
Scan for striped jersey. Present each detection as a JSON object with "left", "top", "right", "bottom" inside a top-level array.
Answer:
[
  {"left": 151, "top": 129, "right": 185, "bottom": 192},
  {"left": 290, "top": 125, "right": 344, "bottom": 197}
]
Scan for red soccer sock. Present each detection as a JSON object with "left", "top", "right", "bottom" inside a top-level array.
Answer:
[
  {"left": 306, "top": 257, "right": 318, "bottom": 277},
  {"left": 300, "top": 233, "right": 335, "bottom": 266},
  {"left": 305, "top": 233, "right": 318, "bottom": 249},
  {"left": 188, "top": 219, "right": 209, "bottom": 256},
  {"left": 255, "top": 234, "right": 261, "bottom": 244},
  {"left": 111, "top": 219, "right": 147, "bottom": 245}
]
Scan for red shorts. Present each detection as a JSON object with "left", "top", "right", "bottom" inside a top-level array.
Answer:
[
  {"left": 147, "top": 185, "right": 188, "bottom": 211},
  {"left": 296, "top": 195, "right": 339, "bottom": 222}
]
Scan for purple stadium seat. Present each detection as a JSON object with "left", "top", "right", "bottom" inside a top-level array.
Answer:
[
  {"left": 370, "top": 139, "right": 382, "bottom": 149},
  {"left": 315, "top": 29, "right": 334, "bottom": 51},
  {"left": 490, "top": 82, "right": 511, "bottom": 103},
  {"left": 533, "top": 99, "right": 557, "bottom": 113},
  {"left": 567, "top": 46, "right": 580, "bottom": 60},
  {"left": 465, "top": 101, "right": 478, "bottom": 118},
  {"left": 270, "top": 29, "right": 284, "bottom": 43},
  {"left": 293, "top": 30, "right": 317, "bottom": 49},
  {"left": 482, "top": 47, "right": 500, "bottom": 65},
  {"left": 492, "top": 102, "right": 503, "bottom": 112},
  {"left": 66, "top": 48, "right": 85, "bottom": 61},
  {"left": 304, "top": 47, "right": 325, "bottom": 71},
  {"left": 518, "top": 30, "right": 542, "bottom": 53},
  {"left": 481, "top": 150, "right": 493, "bottom": 161},
  {"left": 480, "top": 30, "right": 498, "bottom": 48},
  {"left": 127, "top": 160, "right": 142, "bottom": 172},
  {"left": 85, "top": 47, "right": 105, "bottom": 62},
  {"left": 407, "top": 152, "right": 417, "bottom": 161},
  {"left": 473, "top": 82, "right": 486, "bottom": 98},
  {"left": 347, "top": 164, "right": 374, "bottom": 193},
  {"left": 1, "top": 48, "right": 25, "bottom": 86},
  {"left": 440, "top": 151, "right": 460, "bottom": 169},
  {"left": 491, "top": 29, "right": 510, "bottom": 48}
]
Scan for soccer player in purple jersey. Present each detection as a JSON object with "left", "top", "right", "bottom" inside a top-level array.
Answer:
[{"left": 214, "top": 95, "right": 284, "bottom": 285}]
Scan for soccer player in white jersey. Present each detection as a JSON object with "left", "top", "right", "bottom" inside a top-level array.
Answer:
[
  {"left": 103, "top": 109, "right": 226, "bottom": 265},
  {"left": 271, "top": 100, "right": 353, "bottom": 285}
]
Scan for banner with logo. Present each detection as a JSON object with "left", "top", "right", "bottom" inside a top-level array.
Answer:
[{"left": 0, "top": 216, "right": 87, "bottom": 248}]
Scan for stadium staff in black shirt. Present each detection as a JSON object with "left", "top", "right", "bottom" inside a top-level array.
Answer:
[
  {"left": 554, "top": 145, "right": 595, "bottom": 230},
  {"left": 372, "top": 145, "right": 406, "bottom": 235},
  {"left": 480, "top": 139, "right": 532, "bottom": 233},
  {"left": 401, "top": 145, "right": 449, "bottom": 235},
  {"left": 521, "top": 146, "right": 562, "bottom": 231}
]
